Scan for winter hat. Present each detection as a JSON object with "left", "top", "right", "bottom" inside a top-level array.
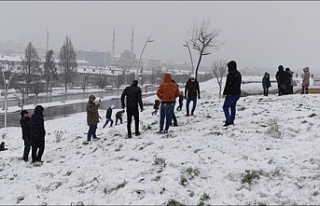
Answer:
[
  {"left": 190, "top": 74, "right": 195, "bottom": 79},
  {"left": 132, "top": 80, "right": 138, "bottom": 86},
  {"left": 227, "top": 60, "right": 237, "bottom": 71},
  {"left": 111, "top": 105, "right": 115, "bottom": 109},
  {"left": 285, "top": 68, "right": 290, "bottom": 72},
  {"left": 20, "top": 110, "right": 28, "bottom": 117},
  {"left": 278, "top": 65, "right": 284, "bottom": 71}
]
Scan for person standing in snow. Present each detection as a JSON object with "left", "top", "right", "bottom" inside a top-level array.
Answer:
[
  {"left": 103, "top": 105, "right": 115, "bottom": 128},
  {"left": 262, "top": 72, "right": 271, "bottom": 96},
  {"left": 157, "top": 73, "right": 180, "bottom": 133},
  {"left": 115, "top": 110, "right": 125, "bottom": 125},
  {"left": 185, "top": 74, "right": 200, "bottom": 116},
  {"left": 176, "top": 90, "right": 184, "bottom": 111},
  {"left": 222, "top": 60, "right": 242, "bottom": 127},
  {"left": 152, "top": 99, "right": 160, "bottom": 116},
  {"left": 302, "top": 67, "right": 310, "bottom": 94},
  {"left": 284, "top": 68, "right": 292, "bottom": 95},
  {"left": 171, "top": 80, "right": 179, "bottom": 126},
  {"left": 86, "top": 95, "right": 101, "bottom": 142},
  {"left": 20, "top": 110, "right": 31, "bottom": 162},
  {"left": 289, "top": 71, "right": 295, "bottom": 94},
  {"left": 30, "top": 105, "right": 46, "bottom": 163},
  {"left": 275, "top": 65, "right": 286, "bottom": 96},
  {"left": 121, "top": 80, "right": 144, "bottom": 139}
]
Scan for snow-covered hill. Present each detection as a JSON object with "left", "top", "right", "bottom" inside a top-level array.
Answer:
[{"left": 1, "top": 79, "right": 320, "bottom": 205}]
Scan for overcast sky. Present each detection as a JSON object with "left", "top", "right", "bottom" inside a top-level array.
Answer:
[{"left": 0, "top": 1, "right": 319, "bottom": 71}]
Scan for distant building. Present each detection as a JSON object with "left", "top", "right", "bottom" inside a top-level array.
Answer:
[
  {"left": 76, "top": 49, "right": 112, "bottom": 67},
  {"left": 113, "top": 50, "right": 137, "bottom": 70}
]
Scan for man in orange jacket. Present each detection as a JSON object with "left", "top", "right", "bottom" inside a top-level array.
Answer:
[{"left": 157, "top": 73, "right": 180, "bottom": 134}]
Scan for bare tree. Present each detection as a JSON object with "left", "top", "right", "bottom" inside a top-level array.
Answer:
[
  {"left": 59, "top": 36, "right": 77, "bottom": 94},
  {"left": 22, "top": 42, "right": 40, "bottom": 96},
  {"left": 212, "top": 59, "right": 227, "bottom": 98},
  {"left": 43, "top": 50, "right": 56, "bottom": 94},
  {"left": 188, "top": 19, "right": 223, "bottom": 79}
]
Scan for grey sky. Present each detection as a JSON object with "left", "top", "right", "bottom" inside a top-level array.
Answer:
[{"left": 0, "top": 1, "right": 319, "bottom": 71}]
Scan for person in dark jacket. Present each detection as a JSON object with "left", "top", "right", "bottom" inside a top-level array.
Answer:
[
  {"left": 262, "top": 72, "right": 271, "bottom": 96},
  {"left": 86, "top": 95, "right": 101, "bottom": 142},
  {"left": 0, "top": 142, "right": 7, "bottom": 151},
  {"left": 284, "top": 68, "right": 292, "bottom": 95},
  {"left": 103, "top": 105, "right": 115, "bottom": 128},
  {"left": 115, "top": 110, "right": 125, "bottom": 125},
  {"left": 176, "top": 90, "right": 184, "bottom": 111},
  {"left": 152, "top": 99, "right": 160, "bottom": 116},
  {"left": 30, "top": 105, "right": 46, "bottom": 163},
  {"left": 121, "top": 80, "right": 144, "bottom": 138},
  {"left": 185, "top": 74, "right": 200, "bottom": 116},
  {"left": 275, "top": 65, "right": 286, "bottom": 96},
  {"left": 20, "top": 110, "right": 31, "bottom": 162},
  {"left": 222, "top": 60, "right": 242, "bottom": 127}
]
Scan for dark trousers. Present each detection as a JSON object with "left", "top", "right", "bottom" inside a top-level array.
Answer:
[
  {"left": 87, "top": 124, "right": 97, "bottom": 141},
  {"left": 32, "top": 138, "right": 45, "bottom": 162},
  {"left": 23, "top": 139, "right": 31, "bottom": 162},
  {"left": 223, "top": 95, "right": 240, "bottom": 124},
  {"left": 127, "top": 109, "right": 139, "bottom": 137},
  {"left": 159, "top": 103, "right": 175, "bottom": 132},
  {"left": 176, "top": 102, "right": 183, "bottom": 111},
  {"left": 152, "top": 109, "right": 158, "bottom": 115},
  {"left": 290, "top": 86, "right": 294, "bottom": 94},
  {"left": 277, "top": 83, "right": 282, "bottom": 96},
  {"left": 302, "top": 86, "right": 309, "bottom": 94},
  {"left": 115, "top": 117, "right": 123, "bottom": 125},
  {"left": 103, "top": 118, "right": 114, "bottom": 128},
  {"left": 186, "top": 97, "right": 197, "bottom": 115},
  {"left": 263, "top": 87, "right": 269, "bottom": 96}
]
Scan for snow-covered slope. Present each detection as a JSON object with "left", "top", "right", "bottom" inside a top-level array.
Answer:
[{"left": 1, "top": 79, "right": 320, "bottom": 205}]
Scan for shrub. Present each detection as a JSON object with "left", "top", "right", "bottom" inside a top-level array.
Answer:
[
  {"left": 167, "top": 199, "right": 184, "bottom": 206},
  {"left": 241, "top": 170, "right": 260, "bottom": 184}
]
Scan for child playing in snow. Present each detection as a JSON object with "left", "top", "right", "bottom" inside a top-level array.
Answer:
[
  {"left": 0, "top": 142, "right": 7, "bottom": 151},
  {"left": 152, "top": 99, "right": 160, "bottom": 116},
  {"left": 176, "top": 90, "right": 184, "bottom": 111},
  {"left": 115, "top": 110, "right": 125, "bottom": 125},
  {"left": 103, "top": 105, "right": 115, "bottom": 128}
]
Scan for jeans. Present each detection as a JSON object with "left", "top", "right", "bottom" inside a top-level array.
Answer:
[
  {"left": 302, "top": 86, "right": 308, "bottom": 94},
  {"left": 127, "top": 108, "right": 140, "bottom": 137},
  {"left": 32, "top": 138, "right": 45, "bottom": 162},
  {"left": 223, "top": 95, "right": 240, "bottom": 124},
  {"left": 186, "top": 97, "right": 197, "bottom": 115},
  {"left": 87, "top": 124, "right": 97, "bottom": 141},
  {"left": 23, "top": 139, "right": 31, "bottom": 162},
  {"left": 103, "top": 118, "right": 114, "bottom": 128},
  {"left": 159, "top": 103, "right": 175, "bottom": 132},
  {"left": 263, "top": 87, "right": 269, "bottom": 96}
]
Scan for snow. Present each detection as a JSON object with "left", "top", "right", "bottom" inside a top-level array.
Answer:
[{"left": 1, "top": 78, "right": 320, "bottom": 205}]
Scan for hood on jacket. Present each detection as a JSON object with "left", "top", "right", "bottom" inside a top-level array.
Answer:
[
  {"left": 264, "top": 72, "right": 269, "bottom": 78},
  {"left": 88, "top": 95, "right": 96, "bottom": 103},
  {"left": 303, "top": 67, "right": 309, "bottom": 73},
  {"left": 227, "top": 60, "right": 237, "bottom": 72},
  {"left": 34, "top": 105, "right": 44, "bottom": 116},
  {"left": 132, "top": 80, "right": 138, "bottom": 86},
  {"left": 163, "top": 73, "right": 172, "bottom": 82},
  {"left": 278, "top": 65, "right": 284, "bottom": 72}
]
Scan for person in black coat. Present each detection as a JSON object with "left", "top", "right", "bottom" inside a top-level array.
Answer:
[
  {"left": 284, "top": 68, "right": 292, "bottom": 95},
  {"left": 222, "top": 60, "right": 242, "bottom": 127},
  {"left": 262, "top": 72, "right": 271, "bottom": 96},
  {"left": 103, "top": 105, "right": 114, "bottom": 128},
  {"left": 152, "top": 99, "right": 160, "bottom": 115},
  {"left": 121, "top": 80, "right": 144, "bottom": 138},
  {"left": 20, "top": 110, "right": 31, "bottom": 162},
  {"left": 185, "top": 75, "right": 200, "bottom": 116},
  {"left": 30, "top": 105, "right": 46, "bottom": 163},
  {"left": 275, "top": 65, "right": 287, "bottom": 96},
  {"left": 176, "top": 91, "right": 184, "bottom": 111},
  {"left": 115, "top": 110, "right": 125, "bottom": 125}
]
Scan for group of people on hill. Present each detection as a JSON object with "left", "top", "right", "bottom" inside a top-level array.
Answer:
[
  {"left": 13, "top": 106, "right": 46, "bottom": 163},
  {"left": 262, "top": 65, "right": 311, "bottom": 96}
]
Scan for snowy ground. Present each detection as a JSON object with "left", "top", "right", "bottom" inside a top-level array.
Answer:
[{"left": 1, "top": 79, "right": 320, "bottom": 205}]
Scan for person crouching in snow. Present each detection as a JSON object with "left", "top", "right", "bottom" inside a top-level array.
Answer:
[
  {"left": 0, "top": 142, "right": 8, "bottom": 151},
  {"left": 152, "top": 99, "right": 160, "bottom": 115},
  {"left": 20, "top": 110, "right": 31, "bottom": 162},
  {"left": 115, "top": 110, "right": 125, "bottom": 125},
  {"left": 103, "top": 105, "right": 115, "bottom": 128}
]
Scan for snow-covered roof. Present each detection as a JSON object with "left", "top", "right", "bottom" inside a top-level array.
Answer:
[{"left": 0, "top": 54, "right": 24, "bottom": 62}]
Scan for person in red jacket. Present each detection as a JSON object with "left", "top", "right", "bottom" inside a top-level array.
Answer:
[{"left": 156, "top": 73, "right": 180, "bottom": 134}]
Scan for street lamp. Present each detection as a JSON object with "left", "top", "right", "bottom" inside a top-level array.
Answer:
[
  {"left": 136, "top": 36, "right": 154, "bottom": 85},
  {"left": 183, "top": 41, "right": 194, "bottom": 75}
]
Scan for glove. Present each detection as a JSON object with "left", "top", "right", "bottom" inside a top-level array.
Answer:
[{"left": 140, "top": 108, "right": 144, "bottom": 112}]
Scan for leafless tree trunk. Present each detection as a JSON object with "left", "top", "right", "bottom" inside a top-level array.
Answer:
[
  {"left": 59, "top": 36, "right": 77, "bottom": 96},
  {"left": 22, "top": 42, "right": 40, "bottom": 96},
  {"left": 188, "top": 19, "right": 223, "bottom": 79},
  {"left": 212, "top": 59, "right": 227, "bottom": 98}
]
